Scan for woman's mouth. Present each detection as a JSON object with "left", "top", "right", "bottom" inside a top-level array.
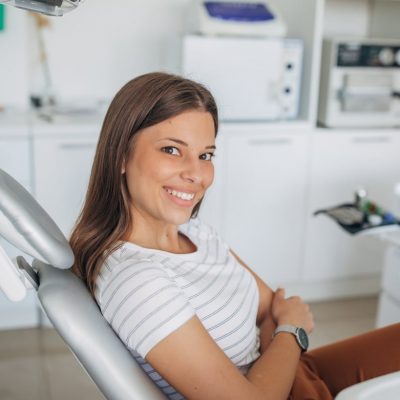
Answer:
[{"left": 164, "top": 187, "right": 195, "bottom": 201}]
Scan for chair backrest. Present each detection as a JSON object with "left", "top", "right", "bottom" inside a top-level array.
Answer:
[{"left": 35, "top": 260, "right": 166, "bottom": 400}]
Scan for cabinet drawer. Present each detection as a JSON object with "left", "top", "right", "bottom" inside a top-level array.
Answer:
[
  {"left": 0, "top": 138, "right": 31, "bottom": 184},
  {"left": 221, "top": 132, "right": 310, "bottom": 286},
  {"left": 33, "top": 135, "right": 98, "bottom": 236}
]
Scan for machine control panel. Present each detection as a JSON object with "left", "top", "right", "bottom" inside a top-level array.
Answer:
[{"left": 337, "top": 43, "right": 400, "bottom": 68}]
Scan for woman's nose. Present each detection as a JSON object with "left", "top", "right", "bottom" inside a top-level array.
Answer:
[{"left": 180, "top": 156, "right": 202, "bottom": 184}]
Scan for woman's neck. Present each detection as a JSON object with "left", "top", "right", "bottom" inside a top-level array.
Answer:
[{"left": 124, "top": 212, "right": 195, "bottom": 254}]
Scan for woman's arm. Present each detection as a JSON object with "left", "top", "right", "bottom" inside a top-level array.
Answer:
[
  {"left": 230, "top": 250, "right": 314, "bottom": 353},
  {"left": 146, "top": 288, "right": 314, "bottom": 400},
  {"left": 144, "top": 249, "right": 314, "bottom": 399}
]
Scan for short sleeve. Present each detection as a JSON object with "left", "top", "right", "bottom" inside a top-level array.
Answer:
[{"left": 99, "top": 260, "right": 195, "bottom": 358}]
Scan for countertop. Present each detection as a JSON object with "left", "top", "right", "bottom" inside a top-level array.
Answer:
[
  {"left": 0, "top": 111, "right": 31, "bottom": 138},
  {"left": 0, "top": 109, "right": 105, "bottom": 138}
]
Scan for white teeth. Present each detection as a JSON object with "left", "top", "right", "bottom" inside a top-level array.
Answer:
[{"left": 166, "top": 188, "right": 194, "bottom": 201}]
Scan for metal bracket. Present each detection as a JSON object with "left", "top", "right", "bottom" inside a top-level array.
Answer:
[{"left": 16, "top": 256, "right": 39, "bottom": 291}]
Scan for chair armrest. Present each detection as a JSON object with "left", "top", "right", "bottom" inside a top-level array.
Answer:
[{"left": 335, "top": 371, "right": 400, "bottom": 400}]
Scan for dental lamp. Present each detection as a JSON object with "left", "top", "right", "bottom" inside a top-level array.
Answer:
[{"left": 0, "top": 0, "right": 82, "bottom": 16}]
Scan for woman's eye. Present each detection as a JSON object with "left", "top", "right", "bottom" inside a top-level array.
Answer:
[
  {"left": 161, "top": 146, "right": 180, "bottom": 156},
  {"left": 200, "top": 152, "right": 215, "bottom": 161}
]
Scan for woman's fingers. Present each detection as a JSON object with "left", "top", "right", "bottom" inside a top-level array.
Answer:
[{"left": 272, "top": 288, "right": 314, "bottom": 334}]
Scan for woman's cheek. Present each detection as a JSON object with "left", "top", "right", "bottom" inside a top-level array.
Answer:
[{"left": 205, "top": 163, "right": 215, "bottom": 188}]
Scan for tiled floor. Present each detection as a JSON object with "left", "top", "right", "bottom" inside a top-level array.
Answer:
[{"left": 0, "top": 296, "right": 378, "bottom": 400}]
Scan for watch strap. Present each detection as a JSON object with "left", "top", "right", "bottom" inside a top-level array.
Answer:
[
  {"left": 274, "top": 325, "right": 298, "bottom": 336},
  {"left": 273, "top": 324, "right": 308, "bottom": 352}
]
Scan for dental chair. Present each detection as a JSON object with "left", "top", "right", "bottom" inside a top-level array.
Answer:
[
  {"left": 0, "top": 168, "right": 165, "bottom": 400},
  {"left": 0, "top": 168, "right": 399, "bottom": 400}
]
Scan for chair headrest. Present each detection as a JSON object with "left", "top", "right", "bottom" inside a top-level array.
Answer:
[{"left": 0, "top": 169, "right": 74, "bottom": 269}]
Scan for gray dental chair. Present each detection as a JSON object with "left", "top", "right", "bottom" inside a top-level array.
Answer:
[
  {"left": 0, "top": 168, "right": 165, "bottom": 400},
  {"left": 1, "top": 167, "right": 400, "bottom": 400}
]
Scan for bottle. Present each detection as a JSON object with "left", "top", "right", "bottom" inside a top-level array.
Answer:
[{"left": 354, "top": 187, "right": 368, "bottom": 209}]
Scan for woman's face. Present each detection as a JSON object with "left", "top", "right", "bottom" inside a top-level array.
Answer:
[{"left": 123, "top": 109, "right": 216, "bottom": 227}]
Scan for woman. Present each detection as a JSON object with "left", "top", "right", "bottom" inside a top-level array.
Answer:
[{"left": 70, "top": 72, "right": 400, "bottom": 400}]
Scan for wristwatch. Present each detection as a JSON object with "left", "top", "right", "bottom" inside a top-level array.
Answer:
[{"left": 273, "top": 325, "right": 309, "bottom": 352}]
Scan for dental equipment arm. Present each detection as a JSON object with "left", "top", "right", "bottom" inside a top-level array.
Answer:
[
  {"left": 0, "top": 0, "right": 82, "bottom": 16},
  {"left": 0, "top": 168, "right": 73, "bottom": 302}
]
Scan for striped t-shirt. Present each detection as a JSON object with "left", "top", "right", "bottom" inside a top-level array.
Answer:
[{"left": 94, "top": 218, "right": 260, "bottom": 399}]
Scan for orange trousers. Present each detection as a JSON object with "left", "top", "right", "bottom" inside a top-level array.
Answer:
[{"left": 289, "top": 323, "right": 400, "bottom": 399}]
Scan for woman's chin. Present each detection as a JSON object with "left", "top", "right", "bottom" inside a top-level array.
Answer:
[
  {"left": 167, "top": 213, "right": 193, "bottom": 226},
  {"left": 161, "top": 207, "right": 194, "bottom": 226}
]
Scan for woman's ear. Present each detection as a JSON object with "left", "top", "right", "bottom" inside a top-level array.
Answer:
[{"left": 121, "top": 159, "right": 126, "bottom": 174}]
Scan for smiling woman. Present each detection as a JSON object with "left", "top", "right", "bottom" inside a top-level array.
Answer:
[
  {"left": 69, "top": 72, "right": 400, "bottom": 400},
  {"left": 70, "top": 72, "right": 218, "bottom": 294},
  {"left": 122, "top": 110, "right": 216, "bottom": 240}
]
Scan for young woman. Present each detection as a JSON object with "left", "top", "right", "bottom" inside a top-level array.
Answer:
[{"left": 70, "top": 72, "right": 400, "bottom": 400}]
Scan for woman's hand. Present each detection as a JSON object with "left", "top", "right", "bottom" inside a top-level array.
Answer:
[{"left": 271, "top": 288, "right": 314, "bottom": 334}]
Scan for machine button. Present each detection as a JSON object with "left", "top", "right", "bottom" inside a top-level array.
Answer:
[
  {"left": 379, "top": 48, "right": 395, "bottom": 66},
  {"left": 395, "top": 49, "right": 400, "bottom": 66}
]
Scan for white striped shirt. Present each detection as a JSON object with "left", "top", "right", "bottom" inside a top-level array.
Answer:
[{"left": 94, "top": 218, "right": 260, "bottom": 399}]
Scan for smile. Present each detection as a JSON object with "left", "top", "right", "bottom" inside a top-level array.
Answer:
[{"left": 164, "top": 188, "right": 195, "bottom": 201}]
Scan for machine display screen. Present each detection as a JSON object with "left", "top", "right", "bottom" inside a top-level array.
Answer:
[{"left": 204, "top": 2, "right": 275, "bottom": 22}]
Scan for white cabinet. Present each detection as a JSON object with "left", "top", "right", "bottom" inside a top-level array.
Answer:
[
  {"left": 0, "top": 134, "right": 40, "bottom": 329},
  {"left": 33, "top": 132, "right": 98, "bottom": 237},
  {"left": 304, "top": 131, "right": 400, "bottom": 284},
  {"left": 219, "top": 125, "right": 309, "bottom": 288},
  {"left": 212, "top": 126, "right": 400, "bottom": 300}
]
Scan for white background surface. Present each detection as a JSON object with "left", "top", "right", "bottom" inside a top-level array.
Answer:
[
  {"left": 0, "top": 0, "right": 191, "bottom": 108},
  {"left": 0, "top": 0, "right": 392, "bottom": 110}
]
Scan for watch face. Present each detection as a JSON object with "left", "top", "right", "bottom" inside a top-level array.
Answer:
[{"left": 298, "top": 328, "right": 309, "bottom": 350}]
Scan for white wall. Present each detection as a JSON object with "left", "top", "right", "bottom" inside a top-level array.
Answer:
[
  {"left": 0, "top": 0, "right": 390, "bottom": 110},
  {"left": 0, "top": 0, "right": 190, "bottom": 108}
]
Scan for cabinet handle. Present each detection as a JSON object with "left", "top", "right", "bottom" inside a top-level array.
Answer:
[
  {"left": 248, "top": 138, "right": 292, "bottom": 146},
  {"left": 352, "top": 136, "right": 391, "bottom": 144},
  {"left": 58, "top": 143, "right": 96, "bottom": 150}
]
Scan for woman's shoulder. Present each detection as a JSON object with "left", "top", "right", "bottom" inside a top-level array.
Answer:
[{"left": 94, "top": 244, "right": 163, "bottom": 296}]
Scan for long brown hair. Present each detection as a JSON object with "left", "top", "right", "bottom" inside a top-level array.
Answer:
[{"left": 69, "top": 72, "right": 218, "bottom": 294}]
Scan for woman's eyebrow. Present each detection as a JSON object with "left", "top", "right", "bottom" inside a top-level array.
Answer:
[{"left": 158, "top": 137, "right": 216, "bottom": 150}]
